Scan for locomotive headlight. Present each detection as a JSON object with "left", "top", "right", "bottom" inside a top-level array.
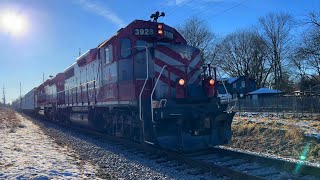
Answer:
[
  {"left": 209, "top": 79, "right": 215, "bottom": 86},
  {"left": 178, "top": 79, "right": 185, "bottom": 86},
  {"left": 158, "top": 24, "right": 163, "bottom": 29}
]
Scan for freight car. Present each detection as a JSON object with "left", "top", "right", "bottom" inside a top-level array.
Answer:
[
  {"left": 14, "top": 18, "right": 235, "bottom": 151},
  {"left": 12, "top": 88, "right": 36, "bottom": 111}
]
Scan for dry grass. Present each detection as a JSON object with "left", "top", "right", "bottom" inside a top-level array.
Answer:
[
  {"left": 0, "top": 108, "right": 21, "bottom": 130},
  {"left": 309, "top": 143, "right": 320, "bottom": 157},
  {"left": 228, "top": 121, "right": 320, "bottom": 163},
  {"left": 309, "top": 121, "right": 320, "bottom": 131},
  {"left": 285, "top": 125, "right": 304, "bottom": 143}
]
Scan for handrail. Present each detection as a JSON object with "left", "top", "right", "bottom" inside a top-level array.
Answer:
[
  {"left": 160, "top": 99, "right": 167, "bottom": 107},
  {"left": 138, "top": 46, "right": 149, "bottom": 121},
  {"left": 217, "top": 71, "right": 232, "bottom": 103},
  {"left": 150, "top": 65, "right": 167, "bottom": 123}
]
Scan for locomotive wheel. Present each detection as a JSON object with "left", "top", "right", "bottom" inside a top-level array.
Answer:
[
  {"left": 60, "top": 109, "right": 66, "bottom": 123},
  {"left": 112, "top": 113, "right": 120, "bottom": 136},
  {"left": 64, "top": 109, "right": 72, "bottom": 124},
  {"left": 122, "top": 114, "right": 132, "bottom": 139},
  {"left": 51, "top": 108, "right": 57, "bottom": 122},
  {"left": 92, "top": 109, "right": 105, "bottom": 130}
]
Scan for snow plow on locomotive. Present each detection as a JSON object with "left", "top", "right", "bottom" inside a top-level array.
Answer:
[{"left": 14, "top": 19, "right": 235, "bottom": 152}]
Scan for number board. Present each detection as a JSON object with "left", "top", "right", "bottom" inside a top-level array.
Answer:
[
  {"left": 164, "top": 30, "right": 174, "bottom": 39},
  {"left": 134, "top": 28, "right": 154, "bottom": 36}
]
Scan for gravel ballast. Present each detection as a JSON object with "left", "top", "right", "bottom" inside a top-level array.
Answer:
[{"left": 21, "top": 113, "right": 216, "bottom": 179}]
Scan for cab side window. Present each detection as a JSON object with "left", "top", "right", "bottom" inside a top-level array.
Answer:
[
  {"left": 135, "top": 40, "right": 146, "bottom": 60},
  {"left": 105, "top": 44, "right": 113, "bottom": 64},
  {"left": 121, "top": 38, "right": 131, "bottom": 58}
]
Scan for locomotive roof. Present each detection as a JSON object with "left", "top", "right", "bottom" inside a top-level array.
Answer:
[
  {"left": 63, "top": 49, "right": 90, "bottom": 73},
  {"left": 57, "top": 19, "right": 185, "bottom": 83},
  {"left": 63, "top": 47, "right": 98, "bottom": 73},
  {"left": 97, "top": 19, "right": 142, "bottom": 48},
  {"left": 36, "top": 72, "right": 65, "bottom": 90},
  {"left": 97, "top": 19, "right": 186, "bottom": 48},
  {"left": 64, "top": 62, "right": 76, "bottom": 73}
]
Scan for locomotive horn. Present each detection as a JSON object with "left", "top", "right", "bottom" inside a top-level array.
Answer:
[{"left": 150, "top": 11, "right": 165, "bottom": 22}]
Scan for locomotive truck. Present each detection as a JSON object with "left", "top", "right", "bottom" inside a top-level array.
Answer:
[{"left": 13, "top": 18, "right": 235, "bottom": 151}]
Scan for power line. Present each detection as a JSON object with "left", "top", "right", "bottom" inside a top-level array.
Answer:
[
  {"left": 165, "top": 0, "right": 196, "bottom": 17},
  {"left": 210, "top": 0, "right": 250, "bottom": 18},
  {"left": 141, "top": 0, "right": 195, "bottom": 21},
  {"left": 174, "top": 1, "right": 223, "bottom": 24},
  {"left": 174, "top": 0, "right": 250, "bottom": 26}
]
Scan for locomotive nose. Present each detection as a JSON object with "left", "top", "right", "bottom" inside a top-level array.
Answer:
[
  {"left": 153, "top": 44, "right": 202, "bottom": 99},
  {"left": 154, "top": 44, "right": 198, "bottom": 67}
]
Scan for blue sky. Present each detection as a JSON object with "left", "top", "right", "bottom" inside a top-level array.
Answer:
[{"left": 0, "top": 0, "right": 318, "bottom": 103}]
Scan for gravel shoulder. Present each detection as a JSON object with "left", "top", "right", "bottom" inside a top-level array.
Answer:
[{"left": 0, "top": 109, "right": 99, "bottom": 179}]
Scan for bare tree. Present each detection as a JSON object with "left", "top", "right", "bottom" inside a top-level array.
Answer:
[
  {"left": 290, "top": 51, "right": 310, "bottom": 79},
  {"left": 177, "top": 17, "right": 216, "bottom": 61},
  {"left": 291, "top": 11, "right": 320, "bottom": 84},
  {"left": 216, "top": 30, "right": 271, "bottom": 88},
  {"left": 259, "top": 12, "right": 293, "bottom": 90},
  {"left": 294, "top": 31, "right": 320, "bottom": 74},
  {"left": 307, "top": 11, "right": 320, "bottom": 27}
]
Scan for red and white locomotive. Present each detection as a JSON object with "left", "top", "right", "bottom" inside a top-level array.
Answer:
[{"left": 14, "top": 19, "right": 235, "bottom": 151}]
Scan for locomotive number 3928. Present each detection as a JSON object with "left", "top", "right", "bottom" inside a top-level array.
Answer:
[{"left": 134, "top": 28, "right": 154, "bottom": 36}]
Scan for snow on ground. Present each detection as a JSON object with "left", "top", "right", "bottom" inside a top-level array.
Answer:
[{"left": 0, "top": 112, "right": 99, "bottom": 179}]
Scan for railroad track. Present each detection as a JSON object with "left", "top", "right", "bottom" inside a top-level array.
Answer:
[
  {"left": 185, "top": 148, "right": 320, "bottom": 179},
  {"left": 23, "top": 112, "right": 320, "bottom": 180}
]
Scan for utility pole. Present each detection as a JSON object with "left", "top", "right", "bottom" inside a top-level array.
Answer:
[
  {"left": 20, "top": 82, "right": 22, "bottom": 109},
  {"left": 20, "top": 82, "right": 21, "bottom": 99},
  {"left": 2, "top": 85, "right": 6, "bottom": 107}
]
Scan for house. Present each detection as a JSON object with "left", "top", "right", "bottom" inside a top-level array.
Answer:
[
  {"left": 248, "top": 88, "right": 282, "bottom": 99},
  {"left": 217, "top": 76, "right": 257, "bottom": 99}
]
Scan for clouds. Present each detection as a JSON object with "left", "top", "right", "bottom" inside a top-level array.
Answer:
[
  {"left": 166, "top": 0, "right": 221, "bottom": 8},
  {"left": 176, "top": 0, "right": 189, "bottom": 5},
  {"left": 165, "top": 0, "right": 189, "bottom": 6},
  {"left": 75, "top": 0, "right": 125, "bottom": 28}
]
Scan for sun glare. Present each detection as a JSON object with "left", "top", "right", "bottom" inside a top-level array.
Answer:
[{"left": 0, "top": 11, "right": 27, "bottom": 36}]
